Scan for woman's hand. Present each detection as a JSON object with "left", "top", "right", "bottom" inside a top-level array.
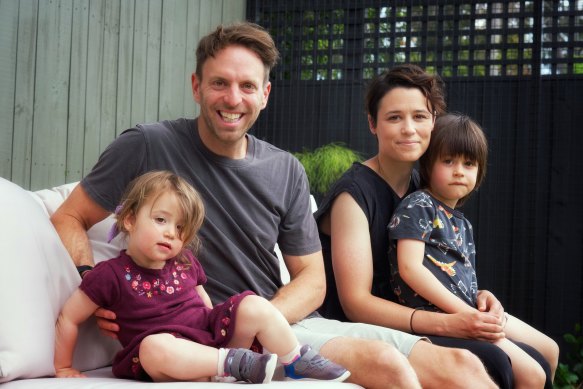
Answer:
[
  {"left": 95, "top": 307, "right": 119, "bottom": 339},
  {"left": 442, "top": 309, "right": 505, "bottom": 342}
]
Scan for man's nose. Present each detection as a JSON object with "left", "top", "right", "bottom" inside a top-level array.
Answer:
[{"left": 224, "top": 85, "right": 242, "bottom": 106}]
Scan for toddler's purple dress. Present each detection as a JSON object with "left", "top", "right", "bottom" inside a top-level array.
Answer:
[{"left": 81, "top": 249, "right": 253, "bottom": 380}]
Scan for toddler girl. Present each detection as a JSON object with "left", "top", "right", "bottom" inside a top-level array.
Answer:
[{"left": 54, "top": 170, "right": 350, "bottom": 384}]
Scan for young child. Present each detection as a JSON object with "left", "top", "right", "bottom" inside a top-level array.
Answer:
[
  {"left": 54, "top": 170, "right": 350, "bottom": 384},
  {"left": 387, "top": 113, "right": 559, "bottom": 388}
]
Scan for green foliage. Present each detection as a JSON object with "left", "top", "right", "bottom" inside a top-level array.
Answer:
[
  {"left": 294, "top": 143, "right": 363, "bottom": 200},
  {"left": 554, "top": 323, "right": 583, "bottom": 389}
]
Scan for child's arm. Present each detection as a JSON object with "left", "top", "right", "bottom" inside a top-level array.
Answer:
[
  {"left": 397, "top": 239, "right": 475, "bottom": 314},
  {"left": 195, "top": 285, "right": 213, "bottom": 309},
  {"left": 54, "top": 289, "right": 99, "bottom": 378}
]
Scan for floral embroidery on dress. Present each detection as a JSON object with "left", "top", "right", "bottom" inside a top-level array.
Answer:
[
  {"left": 218, "top": 298, "right": 236, "bottom": 338},
  {"left": 124, "top": 260, "right": 189, "bottom": 298},
  {"left": 131, "top": 356, "right": 141, "bottom": 377}
]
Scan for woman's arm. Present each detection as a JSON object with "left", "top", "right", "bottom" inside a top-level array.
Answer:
[
  {"left": 54, "top": 289, "right": 99, "bottom": 377},
  {"left": 329, "top": 193, "right": 415, "bottom": 331},
  {"left": 397, "top": 239, "right": 475, "bottom": 314},
  {"left": 329, "top": 193, "right": 504, "bottom": 340}
]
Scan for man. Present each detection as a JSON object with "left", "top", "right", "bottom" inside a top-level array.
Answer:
[{"left": 51, "top": 22, "right": 496, "bottom": 388}]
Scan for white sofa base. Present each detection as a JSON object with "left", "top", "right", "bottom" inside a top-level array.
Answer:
[{"left": 3, "top": 366, "right": 362, "bottom": 388}]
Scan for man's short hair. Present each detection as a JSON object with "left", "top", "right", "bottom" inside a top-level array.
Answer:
[{"left": 196, "top": 22, "right": 280, "bottom": 83}]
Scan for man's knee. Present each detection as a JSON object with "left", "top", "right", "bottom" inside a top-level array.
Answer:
[
  {"left": 410, "top": 342, "right": 496, "bottom": 389},
  {"left": 321, "top": 337, "right": 420, "bottom": 389},
  {"left": 368, "top": 340, "right": 410, "bottom": 370},
  {"left": 356, "top": 341, "right": 420, "bottom": 389}
]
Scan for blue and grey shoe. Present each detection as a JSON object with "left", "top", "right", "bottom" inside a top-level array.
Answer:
[
  {"left": 224, "top": 348, "right": 277, "bottom": 384},
  {"left": 284, "top": 345, "right": 351, "bottom": 382}
]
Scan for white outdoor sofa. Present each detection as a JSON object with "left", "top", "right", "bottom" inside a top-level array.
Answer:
[{"left": 0, "top": 177, "right": 361, "bottom": 388}]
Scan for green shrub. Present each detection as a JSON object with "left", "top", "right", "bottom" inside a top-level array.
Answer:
[
  {"left": 294, "top": 143, "right": 363, "bottom": 201},
  {"left": 554, "top": 323, "right": 583, "bottom": 389}
]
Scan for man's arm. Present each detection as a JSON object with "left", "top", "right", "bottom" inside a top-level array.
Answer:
[
  {"left": 51, "top": 184, "right": 122, "bottom": 337},
  {"left": 50, "top": 184, "right": 110, "bottom": 267},
  {"left": 270, "top": 251, "right": 326, "bottom": 324}
]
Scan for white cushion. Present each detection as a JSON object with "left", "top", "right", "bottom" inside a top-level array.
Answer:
[
  {"left": 276, "top": 195, "right": 318, "bottom": 285},
  {"left": 0, "top": 178, "right": 120, "bottom": 383},
  {"left": 32, "top": 182, "right": 126, "bottom": 262}
]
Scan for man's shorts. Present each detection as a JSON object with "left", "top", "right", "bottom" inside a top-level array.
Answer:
[{"left": 291, "top": 316, "right": 426, "bottom": 357}]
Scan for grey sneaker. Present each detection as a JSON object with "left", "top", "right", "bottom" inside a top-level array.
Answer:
[
  {"left": 284, "top": 345, "right": 351, "bottom": 382},
  {"left": 223, "top": 348, "right": 277, "bottom": 384}
]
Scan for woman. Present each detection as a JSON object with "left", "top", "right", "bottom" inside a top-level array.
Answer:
[{"left": 315, "top": 64, "right": 550, "bottom": 388}]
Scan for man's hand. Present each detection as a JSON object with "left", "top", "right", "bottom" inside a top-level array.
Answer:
[
  {"left": 55, "top": 367, "right": 86, "bottom": 378},
  {"left": 95, "top": 308, "right": 119, "bottom": 339}
]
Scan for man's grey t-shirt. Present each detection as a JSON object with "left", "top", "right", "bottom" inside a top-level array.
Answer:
[{"left": 82, "top": 118, "right": 321, "bottom": 303}]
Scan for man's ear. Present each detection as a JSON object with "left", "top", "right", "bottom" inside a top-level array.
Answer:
[
  {"left": 191, "top": 73, "right": 201, "bottom": 103},
  {"left": 260, "top": 81, "right": 271, "bottom": 110}
]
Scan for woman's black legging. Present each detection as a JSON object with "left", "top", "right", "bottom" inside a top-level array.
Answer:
[{"left": 427, "top": 336, "right": 552, "bottom": 389}]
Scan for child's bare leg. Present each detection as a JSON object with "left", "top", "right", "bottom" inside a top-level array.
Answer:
[
  {"left": 494, "top": 337, "right": 546, "bottom": 389},
  {"left": 227, "top": 295, "right": 298, "bottom": 355},
  {"left": 504, "top": 313, "right": 559, "bottom": 379},
  {"left": 227, "top": 295, "right": 350, "bottom": 382},
  {"left": 139, "top": 333, "right": 216, "bottom": 382}
]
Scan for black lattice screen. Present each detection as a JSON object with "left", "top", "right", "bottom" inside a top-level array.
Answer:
[
  {"left": 250, "top": 0, "right": 582, "bottom": 82},
  {"left": 246, "top": 0, "right": 583, "bottom": 351}
]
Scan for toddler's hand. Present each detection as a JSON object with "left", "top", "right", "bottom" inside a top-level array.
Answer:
[{"left": 55, "top": 367, "right": 86, "bottom": 378}]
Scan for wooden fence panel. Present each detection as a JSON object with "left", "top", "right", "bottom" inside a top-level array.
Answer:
[
  {"left": 7, "top": 1, "right": 36, "bottom": 188},
  {"left": 143, "top": 0, "right": 163, "bottom": 126},
  {"left": 0, "top": 0, "right": 246, "bottom": 190},
  {"left": 31, "top": 0, "right": 73, "bottom": 190},
  {"left": 67, "top": 0, "right": 89, "bottom": 183},
  {"left": 0, "top": 0, "right": 20, "bottom": 185},
  {"left": 115, "top": 0, "right": 135, "bottom": 135},
  {"left": 160, "top": 0, "right": 189, "bottom": 120}
]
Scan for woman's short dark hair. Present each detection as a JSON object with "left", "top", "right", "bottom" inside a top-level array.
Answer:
[
  {"left": 419, "top": 113, "right": 489, "bottom": 206},
  {"left": 365, "top": 64, "right": 446, "bottom": 127}
]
